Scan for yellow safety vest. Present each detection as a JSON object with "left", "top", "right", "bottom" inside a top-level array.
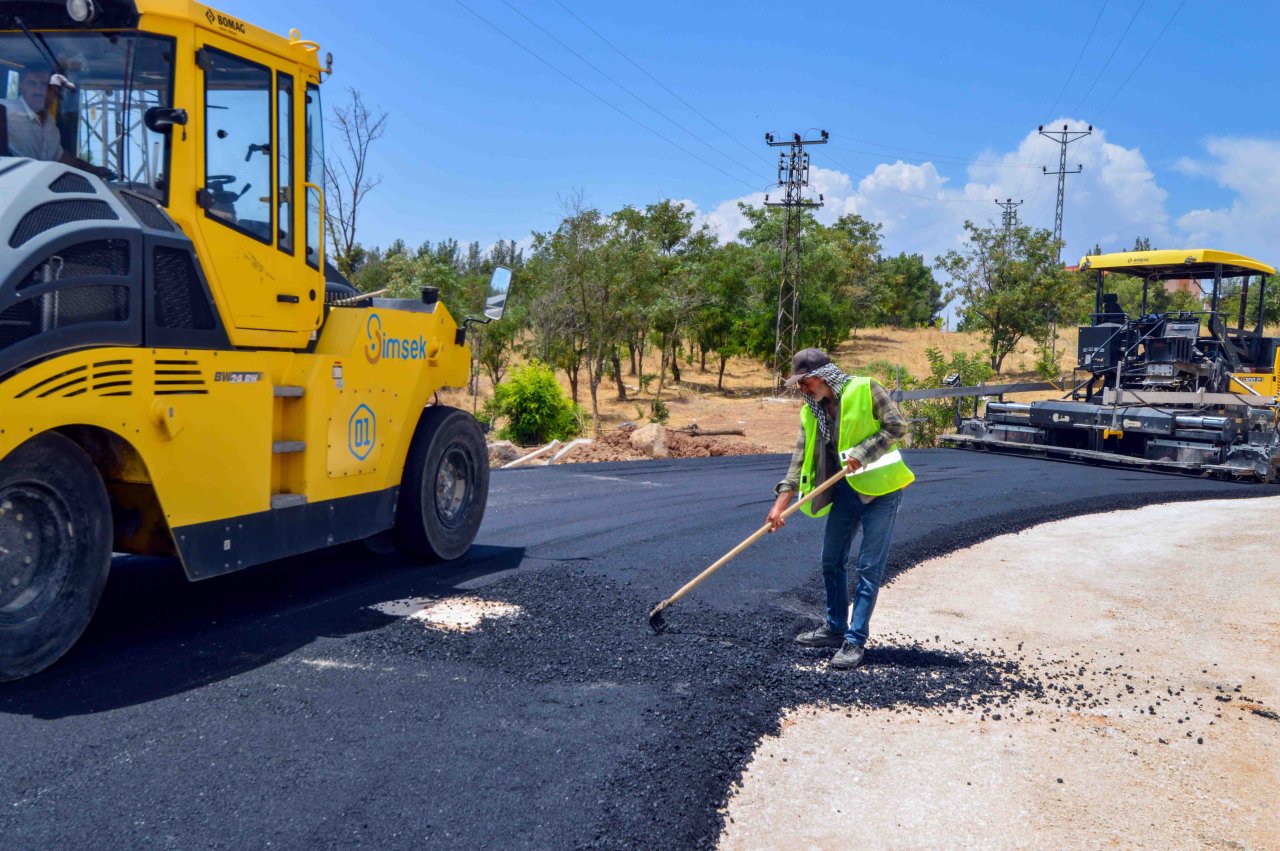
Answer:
[{"left": 798, "top": 377, "right": 914, "bottom": 517}]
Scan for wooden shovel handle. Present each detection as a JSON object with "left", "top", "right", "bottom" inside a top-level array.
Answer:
[{"left": 653, "top": 467, "right": 849, "bottom": 612}]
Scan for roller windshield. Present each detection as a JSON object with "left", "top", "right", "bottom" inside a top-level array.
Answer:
[{"left": 1, "top": 31, "right": 174, "bottom": 198}]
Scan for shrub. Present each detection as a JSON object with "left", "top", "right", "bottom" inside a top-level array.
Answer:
[
  {"left": 859, "top": 349, "right": 994, "bottom": 448},
  {"left": 487, "top": 360, "right": 582, "bottom": 445},
  {"left": 649, "top": 397, "right": 670, "bottom": 425}
]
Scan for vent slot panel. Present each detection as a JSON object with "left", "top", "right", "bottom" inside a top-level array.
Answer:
[
  {"left": 154, "top": 359, "right": 208, "bottom": 395},
  {"left": 14, "top": 360, "right": 135, "bottom": 399}
]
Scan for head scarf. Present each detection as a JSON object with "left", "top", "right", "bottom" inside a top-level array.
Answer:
[{"left": 802, "top": 362, "right": 852, "bottom": 445}]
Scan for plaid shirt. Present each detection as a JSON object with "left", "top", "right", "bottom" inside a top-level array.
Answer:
[{"left": 775, "top": 380, "right": 908, "bottom": 497}]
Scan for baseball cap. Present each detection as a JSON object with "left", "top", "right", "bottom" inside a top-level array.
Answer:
[{"left": 783, "top": 347, "right": 832, "bottom": 387}]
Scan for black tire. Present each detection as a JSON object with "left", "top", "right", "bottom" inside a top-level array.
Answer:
[
  {"left": 394, "top": 406, "right": 489, "bottom": 562},
  {"left": 0, "top": 433, "right": 112, "bottom": 681}
]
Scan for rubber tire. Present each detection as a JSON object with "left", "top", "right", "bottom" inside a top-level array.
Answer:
[
  {"left": 394, "top": 406, "right": 489, "bottom": 562},
  {"left": 0, "top": 432, "right": 112, "bottom": 681}
]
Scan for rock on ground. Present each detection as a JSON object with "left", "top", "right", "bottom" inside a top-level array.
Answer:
[
  {"left": 629, "top": 423, "right": 670, "bottom": 458},
  {"left": 487, "top": 440, "right": 519, "bottom": 467}
]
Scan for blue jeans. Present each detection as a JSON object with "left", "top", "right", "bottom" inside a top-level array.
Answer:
[{"left": 820, "top": 483, "right": 904, "bottom": 647}]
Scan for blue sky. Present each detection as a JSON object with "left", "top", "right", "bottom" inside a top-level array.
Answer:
[{"left": 220, "top": 0, "right": 1279, "bottom": 268}]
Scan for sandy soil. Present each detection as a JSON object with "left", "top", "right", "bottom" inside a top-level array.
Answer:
[{"left": 720, "top": 497, "right": 1280, "bottom": 850}]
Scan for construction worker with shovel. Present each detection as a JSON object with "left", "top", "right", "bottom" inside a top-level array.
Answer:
[{"left": 765, "top": 348, "right": 914, "bottom": 670}]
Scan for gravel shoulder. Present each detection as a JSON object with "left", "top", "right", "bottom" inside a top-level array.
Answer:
[{"left": 721, "top": 497, "right": 1280, "bottom": 850}]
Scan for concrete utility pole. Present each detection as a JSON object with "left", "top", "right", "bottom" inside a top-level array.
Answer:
[
  {"left": 765, "top": 130, "right": 826, "bottom": 392},
  {"left": 1039, "top": 123, "right": 1092, "bottom": 260}
]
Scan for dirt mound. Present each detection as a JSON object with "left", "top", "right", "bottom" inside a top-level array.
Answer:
[{"left": 557, "top": 426, "right": 773, "bottom": 464}]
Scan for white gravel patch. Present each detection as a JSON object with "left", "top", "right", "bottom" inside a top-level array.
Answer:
[{"left": 371, "top": 596, "right": 523, "bottom": 632}]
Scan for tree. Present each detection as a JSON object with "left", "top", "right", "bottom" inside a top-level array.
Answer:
[
  {"left": 324, "top": 88, "right": 389, "bottom": 279},
  {"left": 938, "top": 221, "right": 1088, "bottom": 372},
  {"left": 867, "top": 252, "right": 942, "bottom": 327},
  {"left": 732, "top": 205, "right": 880, "bottom": 366},
  {"left": 693, "top": 242, "right": 754, "bottom": 389}
]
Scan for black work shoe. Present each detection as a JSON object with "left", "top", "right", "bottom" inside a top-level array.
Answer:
[
  {"left": 829, "top": 641, "right": 866, "bottom": 670},
  {"left": 794, "top": 624, "right": 845, "bottom": 648}
]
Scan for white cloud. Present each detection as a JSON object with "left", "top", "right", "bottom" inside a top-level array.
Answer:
[
  {"left": 694, "top": 119, "right": 1176, "bottom": 272},
  {"left": 1174, "top": 138, "right": 1280, "bottom": 260}
]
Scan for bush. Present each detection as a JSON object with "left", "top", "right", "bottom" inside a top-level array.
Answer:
[
  {"left": 486, "top": 360, "right": 582, "bottom": 445},
  {"left": 861, "top": 349, "right": 993, "bottom": 448},
  {"left": 649, "top": 397, "right": 670, "bottom": 425}
]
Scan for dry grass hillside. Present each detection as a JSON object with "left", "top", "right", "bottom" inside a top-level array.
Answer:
[{"left": 442, "top": 326, "right": 1081, "bottom": 452}]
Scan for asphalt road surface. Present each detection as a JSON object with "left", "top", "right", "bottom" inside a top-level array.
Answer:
[{"left": 0, "top": 450, "right": 1273, "bottom": 849}]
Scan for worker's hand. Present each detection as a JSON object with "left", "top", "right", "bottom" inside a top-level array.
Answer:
[
  {"left": 844, "top": 456, "right": 862, "bottom": 475},
  {"left": 766, "top": 492, "right": 793, "bottom": 532}
]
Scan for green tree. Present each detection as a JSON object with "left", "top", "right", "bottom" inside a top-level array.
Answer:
[
  {"left": 937, "top": 221, "right": 1088, "bottom": 372},
  {"left": 867, "top": 252, "right": 943, "bottom": 327}
]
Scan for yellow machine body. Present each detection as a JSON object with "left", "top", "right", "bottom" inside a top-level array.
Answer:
[{"left": 0, "top": 2, "right": 476, "bottom": 578}]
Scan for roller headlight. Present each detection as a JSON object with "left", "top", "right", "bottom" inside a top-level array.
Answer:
[{"left": 66, "top": 0, "right": 99, "bottom": 24}]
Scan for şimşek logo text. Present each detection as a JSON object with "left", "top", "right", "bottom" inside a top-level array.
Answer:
[{"left": 364, "top": 313, "right": 430, "bottom": 365}]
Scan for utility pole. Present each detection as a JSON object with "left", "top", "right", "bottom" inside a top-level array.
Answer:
[
  {"left": 765, "top": 130, "right": 827, "bottom": 391},
  {"left": 995, "top": 197, "right": 1023, "bottom": 234},
  {"left": 1038, "top": 123, "right": 1092, "bottom": 260}
]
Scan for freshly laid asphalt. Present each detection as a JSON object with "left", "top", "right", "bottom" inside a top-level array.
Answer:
[{"left": 0, "top": 450, "right": 1273, "bottom": 849}]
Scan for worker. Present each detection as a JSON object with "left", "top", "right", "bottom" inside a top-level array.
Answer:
[
  {"left": 764, "top": 348, "right": 914, "bottom": 670},
  {"left": 2, "top": 64, "right": 113, "bottom": 179}
]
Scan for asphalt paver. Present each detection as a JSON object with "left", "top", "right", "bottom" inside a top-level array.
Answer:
[{"left": 0, "top": 450, "right": 1272, "bottom": 848}]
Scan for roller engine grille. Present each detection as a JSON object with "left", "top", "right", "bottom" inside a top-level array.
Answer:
[
  {"left": 0, "top": 285, "right": 130, "bottom": 355},
  {"left": 122, "top": 193, "right": 175, "bottom": 232},
  {"left": 48, "top": 173, "right": 95, "bottom": 194},
  {"left": 16, "top": 240, "right": 130, "bottom": 291},
  {"left": 39, "top": 285, "right": 130, "bottom": 326},
  {"left": 9, "top": 200, "right": 119, "bottom": 248},
  {"left": 154, "top": 247, "right": 215, "bottom": 330}
]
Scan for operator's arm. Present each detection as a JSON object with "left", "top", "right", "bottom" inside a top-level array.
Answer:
[
  {"left": 766, "top": 427, "right": 806, "bottom": 531},
  {"left": 843, "top": 381, "right": 909, "bottom": 468},
  {"left": 59, "top": 149, "right": 113, "bottom": 180}
]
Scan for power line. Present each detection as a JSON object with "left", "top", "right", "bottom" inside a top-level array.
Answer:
[
  {"left": 498, "top": 0, "right": 768, "bottom": 184},
  {"left": 450, "top": 0, "right": 764, "bottom": 193},
  {"left": 1091, "top": 0, "right": 1189, "bottom": 123},
  {"left": 553, "top": 0, "right": 776, "bottom": 170},
  {"left": 825, "top": 144, "right": 1040, "bottom": 170},
  {"left": 826, "top": 133, "right": 1039, "bottom": 168},
  {"left": 1043, "top": 0, "right": 1110, "bottom": 123},
  {"left": 1070, "top": 0, "right": 1148, "bottom": 117}
]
